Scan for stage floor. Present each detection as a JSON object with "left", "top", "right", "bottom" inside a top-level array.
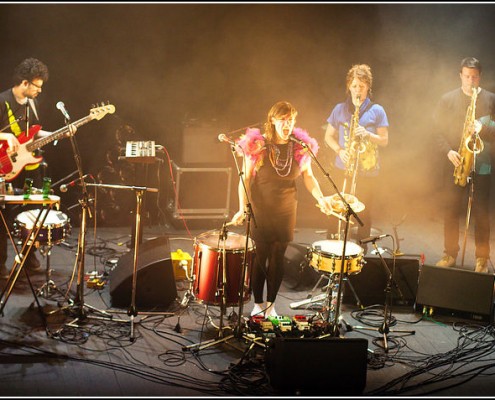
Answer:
[{"left": 1, "top": 207, "right": 495, "bottom": 397}]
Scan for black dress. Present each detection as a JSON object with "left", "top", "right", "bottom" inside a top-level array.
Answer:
[{"left": 250, "top": 141, "right": 301, "bottom": 243}]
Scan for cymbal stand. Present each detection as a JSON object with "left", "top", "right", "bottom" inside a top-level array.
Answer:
[
  {"left": 341, "top": 238, "right": 415, "bottom": 352},
  {"left": 87, "top": 183, "right": 174, "bottom": 341},
  {"left": 292, "top": 137, "right": 363, "bottom": 337}
]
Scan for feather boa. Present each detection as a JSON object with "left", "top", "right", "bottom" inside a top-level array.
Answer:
[{"left": 235, "top": 127, "right": 318, "bottom": 174}]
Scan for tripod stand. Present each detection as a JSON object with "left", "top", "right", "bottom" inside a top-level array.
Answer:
[
  {"left": 87, "top": 183, "right": 174, "bottom": 341},
  {"left": 35, "top": 244, "right": 66, "bottom": 300},
  {"left": 341, "top": 237, "right": 415, "bottom": 352}
]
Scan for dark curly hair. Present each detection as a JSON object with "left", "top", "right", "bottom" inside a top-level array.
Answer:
[{"left": 12, "top": 58, "right": 49, "bottom": 85}]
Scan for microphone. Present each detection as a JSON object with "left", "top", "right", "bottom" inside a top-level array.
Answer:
[
  {"left": 217, "top": 133, "right": 237, "bottom": 146},
  {"left": 360, "top": 234, "right": 389, "bottom": 245},
  {"left": 56, "top": 101, "right": 71, "bottom": 121},
  {"left": 289, "top": 135, "right": 307, "bottom": 146},
  {"left": 60, "top": 174, "right": 92, "bottom": 192}
]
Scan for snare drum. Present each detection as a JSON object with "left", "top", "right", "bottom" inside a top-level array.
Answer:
[
  {"left": 309, "top": 240, "right": 364, "bottom": 275},
  {"left": 193, "top": 230, "right": 255, "bottom": 306},
  {"left": 15, "top": 210, "right": 71, "bottom": 247}
]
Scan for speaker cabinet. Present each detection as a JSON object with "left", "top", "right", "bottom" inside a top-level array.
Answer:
[
  {"left": 342, "top": 257, "right": 420, "bottom": 308},
  {"left": 283, "top": 242, "right": 320, "bottom": 290},
  {"left": 265, "top": 337, "right": 368, "bottom": 395},
  {"left": 109, "top": 236, "right": 178, "bottom": 309},
  {"left": 415, "top": 265, "right": 495, "bottom": 323}
]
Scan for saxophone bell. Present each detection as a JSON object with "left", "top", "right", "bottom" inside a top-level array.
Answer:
[{"left": 465, "top": 133, "right": 484, "bottom": 154}]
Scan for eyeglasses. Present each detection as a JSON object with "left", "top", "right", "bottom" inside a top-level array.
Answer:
[{"left": 29, "top": 81, "right": 43, "bottom": 90}]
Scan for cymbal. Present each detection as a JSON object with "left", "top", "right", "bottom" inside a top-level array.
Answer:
[{"left": 328, "top": 193, "right": 365, "bottom": 213}]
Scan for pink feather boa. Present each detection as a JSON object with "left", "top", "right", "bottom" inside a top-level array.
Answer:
[{"left": 235, "top": 127, "right": 319, "bottom": 174}]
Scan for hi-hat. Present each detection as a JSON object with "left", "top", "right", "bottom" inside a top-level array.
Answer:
[{"left": 328, "top": 193, "right": 365, "bottom": 213}]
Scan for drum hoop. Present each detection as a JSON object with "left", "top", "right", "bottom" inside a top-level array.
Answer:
[
  {"left": 314, "top": 250, "right": 355, "bottom": 259},
  {"left": 16, "top": 210, "right": 69, "bottom": 229},
  {"left": 311, "top": 240, "right": 362, "bottom": 258},
  {"left": 195, "top": 242, "right": 255, "bottom": 253}
]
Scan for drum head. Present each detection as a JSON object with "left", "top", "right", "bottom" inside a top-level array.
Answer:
[
  {"left": 196, "top": 230, "right": 254, "bottom": 251},
  {"left": 311, "top": 240, "right": 362, "bottom": 257},
  {"left": 16, "top": 210, "right": 69, "bottom": 229}
]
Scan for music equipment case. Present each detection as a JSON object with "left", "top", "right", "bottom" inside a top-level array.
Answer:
[{"left": 168, "top": 161, "right": 232, "bottom": 221}]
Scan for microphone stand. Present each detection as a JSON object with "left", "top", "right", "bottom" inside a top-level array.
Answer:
[
  {"left": 86, "top": 183, "right": 174, "bottom": 341},
  {"left": 341, "top": 237, "right": 415, "bottom": 352},
  {"left": 58, "top": 123, "right": 118, "bottom": 327},
  {"left": 290, "top": 137, "right": 363, "bottom": 337},
  {"left": 460, "top": 136, "right": 480, "bottom": 268},
  {"left": 183, "top": 140, "right": 264, "bottom": 353}
]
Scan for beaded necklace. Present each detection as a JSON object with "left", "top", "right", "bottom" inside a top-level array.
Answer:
[{"left": 268, "top": 141, "right": 293, "bottom": 177}]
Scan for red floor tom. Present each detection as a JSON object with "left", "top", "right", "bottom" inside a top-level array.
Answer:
[{"left": 193, "top": 230, "right": 255, "bottom": 306}]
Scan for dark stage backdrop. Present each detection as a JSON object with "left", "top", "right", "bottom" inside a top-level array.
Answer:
[{"left": 1, "top": 3, "right": 495, "bottom": 227}]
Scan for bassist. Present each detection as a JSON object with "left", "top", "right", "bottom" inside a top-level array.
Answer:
[{"left": 0, "top": 58, "right": 53, "bottom": 278}]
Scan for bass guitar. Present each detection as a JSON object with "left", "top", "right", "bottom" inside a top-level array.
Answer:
[{"left": 0, "top": 104, "right": 115, "bottom": 181}]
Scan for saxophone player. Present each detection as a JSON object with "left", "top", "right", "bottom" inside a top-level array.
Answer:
[
  {"left": 434, "top": 57, "right": 495, "bottom": 273},
  {"left": 324, "top": 64, "right": 389, "bottom": 252}
]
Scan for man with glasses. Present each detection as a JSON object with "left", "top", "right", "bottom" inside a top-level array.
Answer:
[{"left": 0, "top": 58, "right": 51, "bottom": 279}]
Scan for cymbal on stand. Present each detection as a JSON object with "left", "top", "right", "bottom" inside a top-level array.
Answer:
[{"left": 328, "top": 193, "right": 365, "bottom": 214}]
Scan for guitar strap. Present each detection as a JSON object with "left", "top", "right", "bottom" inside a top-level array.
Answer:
[{"left": 28, "top": 98, "right": 39, "bottom": 121}]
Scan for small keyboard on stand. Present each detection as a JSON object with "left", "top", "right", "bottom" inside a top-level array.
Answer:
[{"left": 124, "top": 141, "right": 156, "bottom": 163}]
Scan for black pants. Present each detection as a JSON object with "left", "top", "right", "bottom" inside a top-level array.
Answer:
[
  {"left": 441, "top": 173, "right": 490, "bottom": 259},
  {"left": 251, "top": 240, "right": 288, "bottom": 304}
]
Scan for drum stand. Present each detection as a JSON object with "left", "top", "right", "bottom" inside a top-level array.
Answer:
[
  {"left": 35, "top": 244, "right": 66, "bottom": 300},
  {"left": 0, "top": 200, "right": 55, "bottom": 335},
  {"left": 339, "top": 239, "right": 415, "bottom": 352},
  {"left": 290, "top": 271, "right": 363, "bottom": 310}
]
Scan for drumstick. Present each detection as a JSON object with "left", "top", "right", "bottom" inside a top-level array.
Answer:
[{"left": 315, "top": 204, "right": 354, "bottom": 224}]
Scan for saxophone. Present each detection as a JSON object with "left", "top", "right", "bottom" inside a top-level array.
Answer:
[
  {"left": 453, "top": 87, "right": 484, "bottom": 187},
  {"left": 344, "top": 96, "right": 365, "bottom": 194}
]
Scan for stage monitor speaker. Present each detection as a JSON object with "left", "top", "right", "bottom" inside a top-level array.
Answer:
[
  {"left": 109, "top": 236, "right": 178, "bottom": 309},
  {"left": 265, "top": 337, "right": 368, "bottom": 395},
  {"left": 342, "top": 257, "right": 420, "bottom": 308},
  {"left": 415, "top": 265, "right": 495, "bottom": 323},
  {"left": 283, "top": 242, "right": 320, "bottom": 290}
]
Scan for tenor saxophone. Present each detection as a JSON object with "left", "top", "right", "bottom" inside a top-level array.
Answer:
[
  {"left": 344, "top": 96, "right": 365, "bottom": 194},
  {"left": 453, "top": 87, "right": 484, "bottom": 187}
]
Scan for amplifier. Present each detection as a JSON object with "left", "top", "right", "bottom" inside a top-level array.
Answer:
[
  {"left": 415, "top": 265, "right": 495, "bottom": 323},
  {"left": 342, "top": 256, "right": 420, "bottom": 308}
]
